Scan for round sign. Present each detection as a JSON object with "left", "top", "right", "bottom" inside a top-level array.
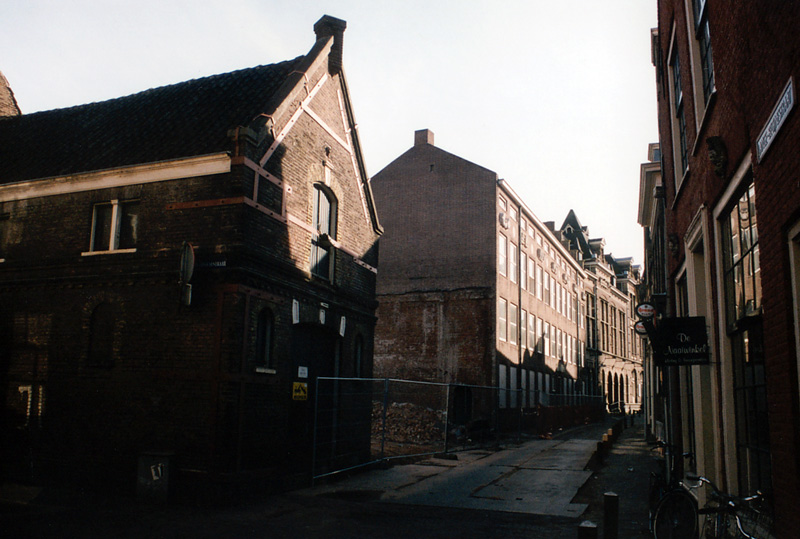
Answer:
[
  {"left": 636, "top": 302, "right": 656, "bottom": 319},
  {"left": 634, "top": 320, "right": 649, "bottom": 336}
]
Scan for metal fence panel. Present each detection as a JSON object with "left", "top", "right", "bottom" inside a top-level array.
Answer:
[{"left": 312, "top": 377, "right": 604, "bottom": 483}]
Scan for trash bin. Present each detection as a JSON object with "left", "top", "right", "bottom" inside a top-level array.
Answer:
[{"left": 137, "top": 452, "right": 173, "bottom": 502}]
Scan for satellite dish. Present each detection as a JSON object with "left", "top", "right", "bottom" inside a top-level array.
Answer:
[{"left": 179, "top": 242, "right": 195, "bottom": 283}]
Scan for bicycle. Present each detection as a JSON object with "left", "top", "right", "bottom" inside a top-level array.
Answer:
[
  {"left": 649, "top": 440, "right": 698, "bottom": 539},
  {"left": 687, "top": 474, "right": 772, "bottom": 539}
]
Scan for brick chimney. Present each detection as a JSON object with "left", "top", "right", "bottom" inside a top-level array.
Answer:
[
  {"left": 314, "top": 15, "right": 347, "bottom": 73},
  {"left": 415, "top": 129, "right": 434, "bottom": 146}
]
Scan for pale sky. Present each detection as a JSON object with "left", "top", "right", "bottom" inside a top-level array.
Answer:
[{"left": 1, "top": 0, "right": 658, "bottom": 264}]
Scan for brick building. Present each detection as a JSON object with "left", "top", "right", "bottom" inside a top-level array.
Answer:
[
  {"left": 560, "top": 211, "right": 644, "bottom": 415},
  {"left": 647, "top": 2, "right": 800, "bottom": 535},
  {"left": 371, "top": 130, "right": 624, "bottom": 432},
  {"left": 0, "top": 16, "right": 381, "bottom": 495}
]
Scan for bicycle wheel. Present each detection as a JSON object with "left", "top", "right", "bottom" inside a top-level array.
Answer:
[
  {"left": 653, "top": 488, "right": 699, "bottom": 539},
  {"left": 701, "top": 512, "right": 732, "bottom": 538}
]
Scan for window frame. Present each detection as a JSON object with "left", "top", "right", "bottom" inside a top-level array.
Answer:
[
  {"left": 84, "top": 199, "right": 139, "bottom": 255},
  {"left": 254, "top": 308, "right": 276, "bottom": 374},
  {"left": 310, "top": 184, "right": 337, "bottom": 281}
]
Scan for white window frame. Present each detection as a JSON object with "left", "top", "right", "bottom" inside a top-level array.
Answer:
[
  {"left": 509, "top": 303, "right": 518, "bottom": 346},
  {"left": 83, "top": 199, "right": 138, "bottom": 256}
]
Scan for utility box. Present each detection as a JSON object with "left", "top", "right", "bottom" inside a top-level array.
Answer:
[{"left": 137, "top": 452, "right": 173, "bottom": 502}]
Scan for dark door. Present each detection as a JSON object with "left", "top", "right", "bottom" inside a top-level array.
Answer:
[{"left": 288, "top": 324, "right": 339, "bottom": 475}]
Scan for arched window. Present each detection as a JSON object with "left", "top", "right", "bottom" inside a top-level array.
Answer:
[
  {"left": 88, "top": 302, "right": 117, "bottom": 367},
  {"left": 255, "top": 308, "right": 274, "bottom": 372},
  {"left": 311, "top": 185, "right": 336, "bottom": 280}
]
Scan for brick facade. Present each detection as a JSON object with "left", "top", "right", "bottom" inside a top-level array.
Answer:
[
  {"left": 651, "top": 2, "right": 800, "bottom": 535},
  {"left": 0, "top": 16, "right": 381, "bottom": 496},
  {"left": 371, "top": 130, "right": 637, "bottom": 434}
]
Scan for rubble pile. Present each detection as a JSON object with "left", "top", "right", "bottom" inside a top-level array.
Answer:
[{"left": 371, "top": 401, "right": 445, "bottom": 445}]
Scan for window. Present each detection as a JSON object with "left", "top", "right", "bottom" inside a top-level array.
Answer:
[
  {"left": 498, "top": 234, "right": 507, "bottom": 276},
  {"left": 89, "top": 200, "right": 139, "bottom": 252},
  {"left": 670, "top": 45, "right": 689, "bottom": 182},
  {"left": 536, "top": 318, "right": 543, "bottom": 354},
  {"left": 536, "top": 265, "right": 543, "bottom": 300},
  {"left": 509, "top": 244, "right": 517, "bottom": 283},
  {"left": 528, "top": 315, "right": 536, "bottom": 352},
  {"left": 544, "top": 323, "right": 550, "bottom": 356},
  {"left": 721, "top": 180, "right": 771, "bottom": 496},
  {"left": 520, "top": 253, "right": 527, "bottom": 290},
  {"left": 722, "top": 183, "right": 761, "bottom": 323},
  {"left": 528, "top": 257, "right": 536, "bottom": 294},
  {"left": 544, "top": 272, "right": 551, "bottom": 306},
  {"left": 692, "top": 0, "right": 714, "bottom": 103},
  {"left": 498, "top": 298, "right": 507, "bottom": 342},
  {"left": 311, "top": 185, "right": 336, "bottom": 280},
  {"left": 509, "top": 303, "right": 518, "bottom": 346},
  {"left": 520, "top": 310, "right": 527, "bottom": 349},
  {"left": 254, "top": 309, "right": 275, "bottom": 373}
]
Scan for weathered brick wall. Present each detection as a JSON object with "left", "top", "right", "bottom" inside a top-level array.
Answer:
[
  {"left": 374, "top": 289, "right": 494, "bottom": 386},
  {"left": 0, "top": 61, "right": 381, "bottom": 492}
]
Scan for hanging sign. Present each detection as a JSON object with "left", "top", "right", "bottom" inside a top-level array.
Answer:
[
  {"left": 654, "top": 316, "right": 710, "bottom": 366},
  {"left": 636, "top": 302, "right": 657, "bottom": 319},
  {"left": 634, "top": 320, "right": 650, "bottom": 336}
]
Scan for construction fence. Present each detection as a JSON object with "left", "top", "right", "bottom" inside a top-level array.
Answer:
[{"left": 311, "top": 377, "right": 605, "bottom": 483}]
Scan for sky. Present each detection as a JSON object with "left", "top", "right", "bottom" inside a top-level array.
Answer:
[{"left": 1, "top": 0, "right": 658, "bottom": 264}]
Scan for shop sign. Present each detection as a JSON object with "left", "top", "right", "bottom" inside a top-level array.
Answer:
[
  {"left": 655, "top": 316, "right": 710, "bottom": 366},
  {"left": 636, "top": 302, "right": 657, "bottom": 319}
]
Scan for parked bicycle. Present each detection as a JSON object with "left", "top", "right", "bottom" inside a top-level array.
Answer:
[
  {"left": 688, "top": 474, "right": 771, "bottom": 539},
  {"left": 649, "top": 440, "right": 698, "bottom": 539}
]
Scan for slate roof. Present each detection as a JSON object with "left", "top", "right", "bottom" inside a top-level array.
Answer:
[{"left": 0, "top": 57, "right": 304, "bottom": 185}]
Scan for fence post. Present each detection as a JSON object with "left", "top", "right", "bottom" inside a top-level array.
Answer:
[
  {"left": 517, "top": 388, "right": 523, "bottom": 443},
  {"left": 604, "top": 491, "right": 619, "bottom": 539},
  {"left": 380, "top": 378, "right": 389, "bottom": 460},
  {"left": 577, "top": 520, "right": 598, "bottom": 539},
  {"left": 444, "top": 383, "right": 451, "bottom": 453}
]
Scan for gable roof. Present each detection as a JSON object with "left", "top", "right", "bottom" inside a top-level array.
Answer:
[{"left": 0, "top": 57, "right": 304, "bottom": 185}]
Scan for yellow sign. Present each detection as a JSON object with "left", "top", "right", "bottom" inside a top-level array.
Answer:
[{"left": 292, "top": 382, "right": 308, "bottom": 401}]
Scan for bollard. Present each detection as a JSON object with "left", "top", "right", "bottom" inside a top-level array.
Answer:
[
  {"left": 604, "top": 492, "right": 619, "bottom": 539},
  {"left": 577, "top": 520, "right": 598, "bottom": 539}
]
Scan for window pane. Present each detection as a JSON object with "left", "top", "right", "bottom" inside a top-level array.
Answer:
[
  {"left": 92, "top": 204, "right": 113, "bottom": 251},
  {"left": 118, "top": 202, "right": 139, "bottom": 249}
]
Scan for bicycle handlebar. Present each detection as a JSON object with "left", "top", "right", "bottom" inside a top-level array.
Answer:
[{"left": 686, "top": 474, "right": 763, "bottom": 510}]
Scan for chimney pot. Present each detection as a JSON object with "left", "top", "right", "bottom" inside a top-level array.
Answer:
[{"left": 415, "top": 129, "right": 434, "bottom": 146}]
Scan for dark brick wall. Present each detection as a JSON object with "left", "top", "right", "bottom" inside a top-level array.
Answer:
[
  {"left": 655, "top": 2, "right": 800, "bottom": 534},
  {"left": 0, "top": 59, "right": 380, "bottom": 492}
]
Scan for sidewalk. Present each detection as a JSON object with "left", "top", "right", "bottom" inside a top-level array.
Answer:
[{"left": 574, "top": 417, "right": 660, "bottom": 537}]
